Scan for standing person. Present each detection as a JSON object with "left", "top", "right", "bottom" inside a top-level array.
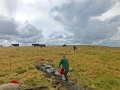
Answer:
[
  {"left": 73, "top": 45, "right": 77, "bottom": 51},
  {"left": 59, "top": 56, "right": 69, "bottom": 82},
  {"left": 93, "top": 44, "right": 95, "bottom": 48}
]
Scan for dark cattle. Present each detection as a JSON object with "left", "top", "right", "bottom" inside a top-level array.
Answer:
[
  {"left": 62, "top": 44, "right": 66, "bottom": 47},
  {"left": 32, "top": 44, "right": 40, "bottom": 47},
  {"left": 39, "top": 44, "right": 46, "bottom": 47},
  {"left": 32, "top": 44, "right": 46, "bottom": 47},
  {"left": 11, "top": 44, "right": 19, "bottom": 47}
]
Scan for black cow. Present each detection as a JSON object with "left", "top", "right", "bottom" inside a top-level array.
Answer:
[
  {"left": 32, "top": 44, "right": 46, "bottom": 47},
  {"left": 39, "top": 44, "right": 46, "bottom": 47},
  {"left": 62, "top": 44, "right": 66, "bottom": 47},
  {"left": 32, "top": 44, "right": 39, "bottom": 47},
  {"left": 11, "top": 44, "right": 19, "bottom": 47}
]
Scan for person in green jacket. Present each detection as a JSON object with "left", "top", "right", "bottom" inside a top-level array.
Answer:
[{"left": 59, "top": 56, "right": 69, "bottom": 82}]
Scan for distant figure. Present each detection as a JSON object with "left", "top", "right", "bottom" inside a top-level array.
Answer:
[
  {"left": 0, "top": 83, "right": 20, "bottom": 90},
  {"left": 73, "top": 45, "right": 77, "bottom": 51},
  {"left": 93, "top": 44, "right": 95, "bottom": 48},
  {"left": 0, "top": 45, "right": 3, "bottom": 47},
  {"left": 59, "top": 56, "right": 69, "bottom": 82}
]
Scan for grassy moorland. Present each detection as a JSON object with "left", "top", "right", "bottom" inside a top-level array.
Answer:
[{"left": 0, "top": 45, "right": 120, "bottom": 90}]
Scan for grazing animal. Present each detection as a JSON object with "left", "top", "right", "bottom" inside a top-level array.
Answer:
[
  {"left": 11, "top": 44, "right": 19, "bottom": 47},
  {"left": 32, "top": 44, "right": 46, "bottom": 47},
  {"left": 62, "top": 44, "right": 66, "bottom": 47}
]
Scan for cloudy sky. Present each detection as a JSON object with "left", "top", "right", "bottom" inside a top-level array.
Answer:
[{"left": 0, "top": 0, "right": 120, "bottom": 47}]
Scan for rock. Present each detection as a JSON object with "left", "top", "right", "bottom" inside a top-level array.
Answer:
[{"left": 0, "top": 83, "right": 20, "bottom": 90}]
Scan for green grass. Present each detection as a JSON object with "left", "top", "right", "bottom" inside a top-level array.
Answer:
[{"left": 15, "top": 67, "right": 27, "bottom": 74}]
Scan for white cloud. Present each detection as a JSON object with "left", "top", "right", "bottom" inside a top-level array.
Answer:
[
  {"left": 0, "top": 0, "right": 120, "bottom": 47},
  {"left": 22, "top": 0, "right": 38, "bottom": 4},
  {"left": 0, "top": 0, "right": 4, "bottom": 14}
]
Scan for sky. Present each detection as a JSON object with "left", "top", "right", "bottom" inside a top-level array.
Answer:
[{"left": 0, "top": 0, "right": 120, "bottom": 47}]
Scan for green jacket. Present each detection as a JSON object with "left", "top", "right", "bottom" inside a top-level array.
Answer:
[{"left": 59, "top": 57, "right": 69, "bottom": 69}]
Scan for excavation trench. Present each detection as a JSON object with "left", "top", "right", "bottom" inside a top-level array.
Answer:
[
  {"left": 21, "top": 62, "right": 95, "bottom": 90},
  {"left": 34, "top": 63, "right": 90, "bottom": 90}
]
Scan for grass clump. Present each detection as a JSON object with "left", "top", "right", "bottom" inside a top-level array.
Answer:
[{"left": 15, "top": 67, "right": 27, "bottom": 74}]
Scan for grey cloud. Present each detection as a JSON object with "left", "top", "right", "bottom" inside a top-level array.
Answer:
[
  {"left": 0, "top": 35, "right": 19, "bottom": 40},
  {"left": 44, "top": 32, "right": 74, "bottom": 45},
  {"left": 48, "top": 33, "right": 65, "bottom": 39},
  {"left": 51, "top": 0, "right": 120, "bottom": 46},
  {"left": 109, "top": 15, "right": 120, "bottom": 22},
  {"left": 84, "top": 19, "right": 120, "bottom": 39},
  {"left": 97, "top": 39, "right": 120, "bottom": 47},
  {"left": 18, "top": 37, "right": 41, "bottom": 44},
  {"left": 0, "top": 16, "right": 19, "bottom": 35},
  {"left": 51, "top": 0, "right": 113, "bottom": 28},
  {"left": 18, "top": 32, "right": 43, "bottom": 44},
  {"left": 71, "top": 17, "right": 120, "bottom": 44},
  {"left": 17, "top": 22, "right": 43, "bottom": 44},
  {"left": 0, "top": 16, "right": 43, "bottom": 45},
  {"left": 19, "top": 22, "right": 43, "bottom": 38}
]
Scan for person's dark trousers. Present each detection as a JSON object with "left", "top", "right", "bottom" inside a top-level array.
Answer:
[
  {"left": 74, "top": 48, "right": 76, "bottom": 51},
  {"left": 63, "top": 68, "right": 69, "bottom": 81}
]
